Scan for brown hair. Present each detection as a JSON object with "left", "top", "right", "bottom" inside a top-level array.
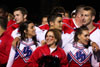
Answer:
[
  {"left": 83, "top": 6, "right": 96, "bottom": 16},
  {"left": 45, "top": 29, "right": 61, "bottom": 45},
  {"left": 13, "top": 7, "right": 28, "bottom": 16}
]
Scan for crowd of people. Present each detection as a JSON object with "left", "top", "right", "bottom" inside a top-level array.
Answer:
[{"left": 0, "top": 4, "right": 100, "bottom": 67}]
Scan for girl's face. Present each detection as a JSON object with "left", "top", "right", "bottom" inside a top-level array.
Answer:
[
  {"left": 25, "top": 23, "right": 36, "bottom": 38},
  {"left": 46, "top": 31, "right": 57, "bottom": 46},
  {"left": 78, "top": 30, "right": 90, "bottom": 45}
]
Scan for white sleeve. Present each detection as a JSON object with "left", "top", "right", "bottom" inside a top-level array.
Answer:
[
  {"left": 91, "top": 54, "right": 100, "bottom": 67},
  {"left": 35, "top": 27, "right": 47, "bottom": 46},
  {"left": 62, "top": 32, "right": 74, "bottom": 49},
  {"left": 35, "top": 26, "right": 45, "bottom": 42},
  {"left": 6, "top": 47, "right": 16, "bottom": 67},
  {"left": 11, "top": 28, "right": 21, "bottom": 39},
  {"left": 88, "top": 46, "right": 100, "bottom": 67},
  {"left": 63, "top": 43, "right": 73, "bottom": 55}
]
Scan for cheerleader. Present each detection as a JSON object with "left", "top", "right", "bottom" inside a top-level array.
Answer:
[{"left": 7, "top": 20, "right": 38, "bottom": 67}]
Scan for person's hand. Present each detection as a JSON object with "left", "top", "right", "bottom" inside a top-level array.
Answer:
[
  {"left": 12, "top": 37, "right": 20, "bottom": 48},
  {"left": 91, "top": 42, "right": 99, "bottom": 51},
  {"left": 41, "top": 40, "right": 46, "bottom": 46}
]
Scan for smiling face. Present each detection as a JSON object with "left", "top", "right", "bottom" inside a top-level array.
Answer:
[
  {"left": 45, "top": 31, "right": 56, "bottom": 47},
  {"left": 24, "top": 23, "right": 36, "bottom": 38},
  {"left": 78, "top": 30, "right": 90, "bottom": 45}
]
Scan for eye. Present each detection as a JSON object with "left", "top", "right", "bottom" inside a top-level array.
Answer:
[
  {"left": 46, "top": 35, "right": 54, "bottom": 38},
  {"left": 58, "top": 21, "right": 62, "bottom": 23},
  {"left": 85, "top": 34, "right": 89, "bottom": 37}
]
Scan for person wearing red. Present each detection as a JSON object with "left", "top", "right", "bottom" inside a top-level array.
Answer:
[
  {"left": 7, "top": 21, "right": 39, "bottom": 67},
  {"left": 27, "top": 29, "right": 68, "bottom": 67},
  {"left": 62, "top": 5, "right": 86, "bottom": 34},
  {"left": 38, "top": 6, "right": 66, "bottom": 32},
  {"left": 64, "top": 26, "right": 95, "bottom": 67},
  {"left": 7, "top": 7, "right": 28, "bottom": 36},
  {"left": 0, "top": 17, "right": 13, "bottom": 66},
  {"left": 80, "top": 6, "right": 100, "bottom": 67},
  {"left": 6, "top": 20, "right": 19, "bottom": 35},
  {"left": 39, "top": 24, "right": 49, "bottom": 31},
  {"left": 38, "top": 5, "right": 84, "bottom": 34}
]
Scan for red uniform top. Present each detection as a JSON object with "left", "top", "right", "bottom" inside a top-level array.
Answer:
[
  {"left": 38, "top": 24, "right": 49, "bottom": 31},
  {"left": 38, "top": 20, "right": 74, "bottom": 34},
  {"left": 63, "top": 18, "right": 100, "bottom": 33},
  {"left": 28, "top": 44, "right": 68, "bottom": 67},
  {"left": 97, "top": 20, "right": 100, "bottom": 24},
  {"left": 0, "top": 31, "right": 13, "bottom": 64},
  {"left": 6, "top": 20, "right": 19, "bottom": 35},
  {"left": 93, "top": 22, "right": 100, "bottom": 29},
  {"left": 62, "top": 18, "right": 77, "bottom": 34}
]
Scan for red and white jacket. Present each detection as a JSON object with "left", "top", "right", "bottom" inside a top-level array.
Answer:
[
  {"left": 28, "top": 44, "right": 68, "bottom": 67},
  {"left": 6, "top": 20, "right": 19, "bottom": 35}
]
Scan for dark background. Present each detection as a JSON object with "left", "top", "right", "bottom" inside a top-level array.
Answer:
[{"left": 1, "top": 0, "right": 100, "bottom": 25}]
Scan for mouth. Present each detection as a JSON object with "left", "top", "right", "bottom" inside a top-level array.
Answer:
[{"left": 84, "top": 40, "right": 90, "bottom": 44}]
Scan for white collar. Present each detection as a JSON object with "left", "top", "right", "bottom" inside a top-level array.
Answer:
[{"left": 72, "top": 18, "right": 79, "bottom": 28}]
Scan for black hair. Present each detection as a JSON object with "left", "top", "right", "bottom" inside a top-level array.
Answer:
[
  {"left": 19, "top": 20, "right": 38, "bottom": 46},
  {"left": 47, "top": 14, "right": 62, "bottom": 26},
  {"left": 50, "top": 6, "right": 65, "bottom": 15},
  {"left": 74, "top": 25, "right": 90, "bottom": 48},
  {"left": 74, "top": 25, "right": 88, "bottom": 43},
  {"left": 13, "top": 7, "right": 28, "bottom": 15}
]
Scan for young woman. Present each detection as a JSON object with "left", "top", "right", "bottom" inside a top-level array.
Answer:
[
  {"left": 63, "top": 25, "right": 98, "bottom": 67},
  {"left": 27, "top": 29, "right": 68, "bottom": 67},
  {"left": 7, "top": 20, "right": 38, "bottom": 67}
]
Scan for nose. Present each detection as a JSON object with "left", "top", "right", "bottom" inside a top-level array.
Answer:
[
  {"left": 61, "top": 22, "right": 63, "bottom": 25},
  {"left": 81, "top": 14, "right": 85, "bottom": 19},
  {"left": 33, "top": 27, "right": 36, "bottom": 31},
  {"left": 87, "top": 36, "right": 90, "bottom": 40}
]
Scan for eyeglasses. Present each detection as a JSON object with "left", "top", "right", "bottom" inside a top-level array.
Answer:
[{"left": 46, "top": 35, "right": 55, "bottom": 38}]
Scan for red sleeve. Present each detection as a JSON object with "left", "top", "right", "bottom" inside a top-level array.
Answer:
[
  {"left": 62, "top": 19, "right": 74, "bottom": 34},
  {"left": 60, "top": 49, "right": 68, "bottom": 67},
  {"left": 97, "top": 20, "right": 100, "bottom": 23},
  {"left": 0, "top": 33, "right": 13, "bottom": 64},
  {"left": 7, "top": 20, "right": 16, "bottom": 27},
  {"left": 5, "top": 36, "right": 13, "bottom": 57},
  {"left": 27, "top": 47, "right": 41, "bottom": 67},
  {"left": 6, "top": 20, "right": 19, "bottom": 35},
  {"left": 93, "top": 22, "right": 100, "bottom": 29},
  {"left": 39, "top": 24, "right": 49, "bottom": 30}
]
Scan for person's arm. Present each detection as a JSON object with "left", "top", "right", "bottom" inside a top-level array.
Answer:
[
  {"left": 60, "top": 50, "right": 68, "bottom": 67},
  {"left": 6, "top": 47, "right": 16, "bottom": 67},
  {"left": 12, "top": 37, "right": 20, "bottom": 48}
]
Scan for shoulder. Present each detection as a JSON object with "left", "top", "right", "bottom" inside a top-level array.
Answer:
[{"left": 39, "top": 24, "right": 49, "bottom": 31}]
